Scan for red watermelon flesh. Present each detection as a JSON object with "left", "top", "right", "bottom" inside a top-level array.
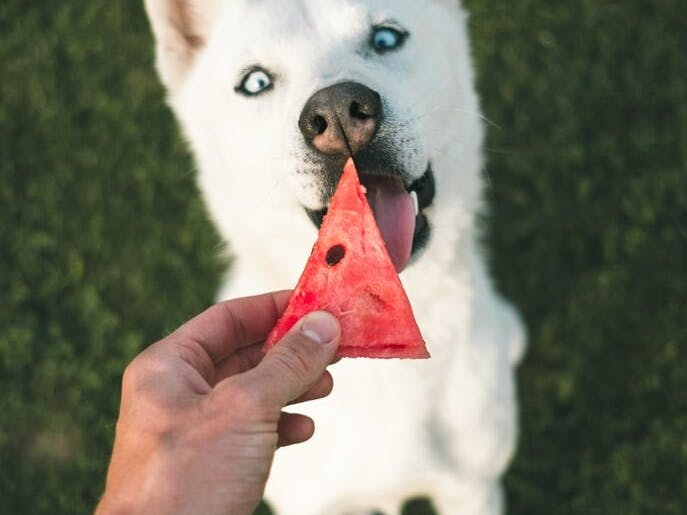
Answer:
[{"left": 264, "top": 159, "right": 429, "bottom": 359}]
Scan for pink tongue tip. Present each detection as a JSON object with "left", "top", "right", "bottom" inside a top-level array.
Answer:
[{"left": 365, "top": 180, "right": 416, "bottom": 273}]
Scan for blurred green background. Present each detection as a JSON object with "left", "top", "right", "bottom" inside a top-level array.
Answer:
[{"left": 1, "top": 1, "right": 685, "bottom": 514}]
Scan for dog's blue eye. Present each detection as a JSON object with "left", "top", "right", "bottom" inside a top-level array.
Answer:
[
  {"left": 236, "top": 68, "right": 273, "bottom": 96},
  {"left": 371, "top": 26, "right": 407, "bottom": 54}
]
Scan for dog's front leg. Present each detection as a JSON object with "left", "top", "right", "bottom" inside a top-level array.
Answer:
[{"left": 428, "top": 293, "right": 523, "bottom": 515}]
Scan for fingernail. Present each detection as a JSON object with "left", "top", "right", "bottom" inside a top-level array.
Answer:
[{"left": 301, "top": 311, "right": 339, "bottom": 345}]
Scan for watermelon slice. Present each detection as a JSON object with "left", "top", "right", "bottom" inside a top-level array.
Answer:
[{"left": 264, "top": 159, "right": 429, "bottom": 359}]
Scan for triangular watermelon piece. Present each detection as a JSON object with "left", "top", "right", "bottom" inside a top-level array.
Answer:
[{"left": 264, "top": 159, "right": 429, "bottom": 359}]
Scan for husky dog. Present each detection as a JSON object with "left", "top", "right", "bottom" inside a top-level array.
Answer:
[{"left": 144, "top": 0, "right": 525, "bottom": 513}]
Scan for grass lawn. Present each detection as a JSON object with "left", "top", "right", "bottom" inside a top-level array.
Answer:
[{"left": 1, "top": 1, "right": 685, "bottom": 513}]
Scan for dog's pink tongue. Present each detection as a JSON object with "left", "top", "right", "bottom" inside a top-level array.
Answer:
[{"left": 366, "top": 180, "right": 416, "bottom": 273}]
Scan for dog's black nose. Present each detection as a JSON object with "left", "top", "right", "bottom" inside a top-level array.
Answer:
[{"left": 298, "top": 82, "right": 382, "bottom": 155}]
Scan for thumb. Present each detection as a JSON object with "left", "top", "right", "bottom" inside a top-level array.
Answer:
[{"left": 243, "top": 311, "right": 341, "bottom": 409}]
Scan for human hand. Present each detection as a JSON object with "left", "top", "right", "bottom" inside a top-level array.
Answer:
[{"left": 95, "top": 291, "right": 340, "bottom": 515}]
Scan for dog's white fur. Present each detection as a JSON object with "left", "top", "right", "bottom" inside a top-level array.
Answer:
[{"left": 145, "top": 0, "right": 525, "bottom": 513}]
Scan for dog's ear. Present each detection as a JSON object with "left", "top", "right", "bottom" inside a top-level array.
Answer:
[{"left": 143, "top": 0, "right": 220, "bottom": 93}]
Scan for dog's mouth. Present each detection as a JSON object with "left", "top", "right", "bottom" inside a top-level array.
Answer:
[{"left": 305, "top": 163, "right": 435, "bottom": 273}]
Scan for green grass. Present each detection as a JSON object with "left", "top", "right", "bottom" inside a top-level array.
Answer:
[{"left": 1, "top": 1, "right": 685, "bottom": 514}]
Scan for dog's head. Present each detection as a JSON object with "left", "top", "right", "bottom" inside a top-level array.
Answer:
[{"left": 145, "top": 0, "right": 483, "bottom": 272}]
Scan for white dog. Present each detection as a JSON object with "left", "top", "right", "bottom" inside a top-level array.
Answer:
[{"left": 144, "top": 1, "right": 525, "bottom": 513}]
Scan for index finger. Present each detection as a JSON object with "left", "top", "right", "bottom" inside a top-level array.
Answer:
[{"left": 173, "top": 290, "right": 292, "bottom": 363}]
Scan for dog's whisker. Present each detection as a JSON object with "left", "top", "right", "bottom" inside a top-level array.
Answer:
[
  {"left": 177, "top": 166, "right": 198, "bottom": 180},
  {"left": 481, "top": 166, "right": 494, "bottom": 195},
  {"left": 408, "top": 104, "right": 502, "bottom": 130},
  {"left": 482, "top": 146, "right": 523, "bottom": 156}
]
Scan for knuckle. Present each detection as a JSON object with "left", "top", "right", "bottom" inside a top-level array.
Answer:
[
  {"left": 121, "top": 353, "right": 171, "bottom": 393},
  {"left": 119, "top": 361, "right": 180, "bottom": 436},
  {"left": 121, "top": 359, "right": 144, "bottom": 391}
]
